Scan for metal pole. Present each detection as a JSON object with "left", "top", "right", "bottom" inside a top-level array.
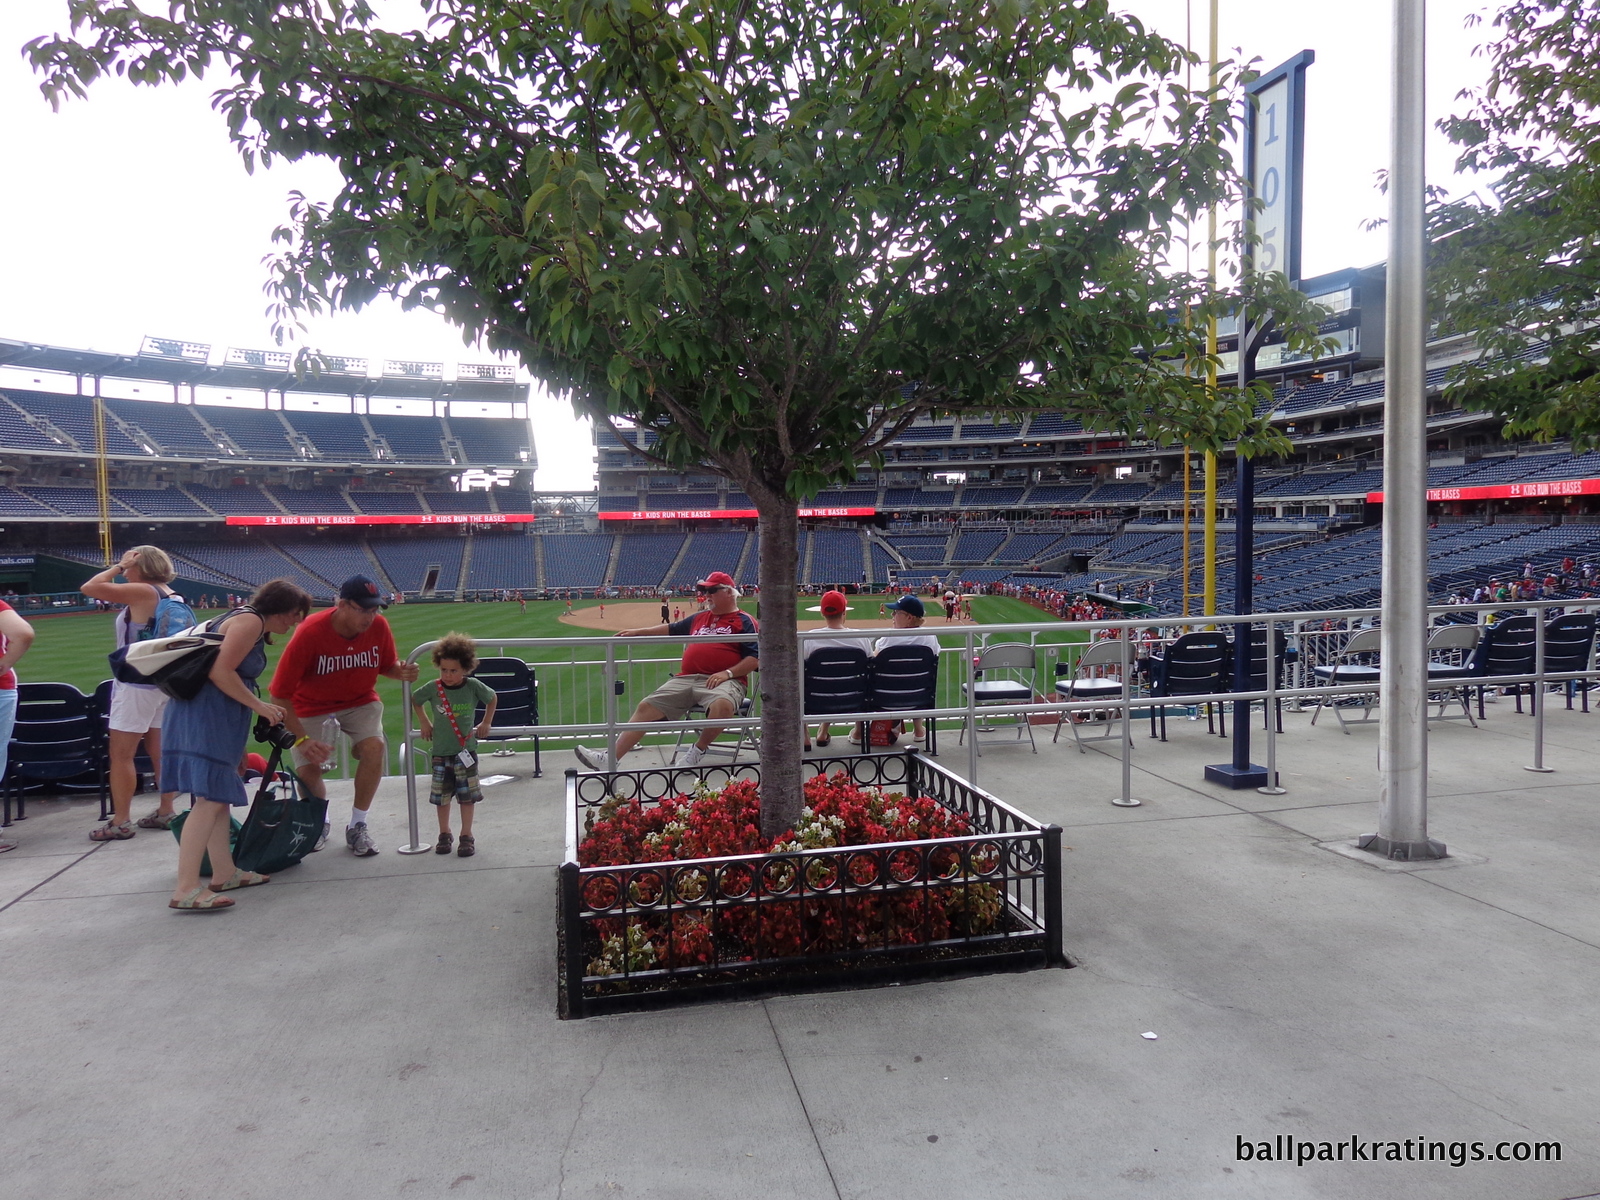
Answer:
[
  {"left": 966, "top": 629, "right": 979, "bottom": 785},
  {"left": 397, "top": 669, "right": 430, "bottom": 854},
  {"left": 1526, "top": 612, "right": 1552, "bottom": 772},
  {"left": 1111, "top": 631, "right": 1143, "bottom": 807},
  {"left": 1258, "top": 619, "right": 1287, "bottom": 794},
  {"left": 1360, "top": 0, "right": 1445, "bottom": 860}
]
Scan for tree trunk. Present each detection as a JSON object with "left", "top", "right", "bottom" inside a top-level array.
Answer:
[{"left": 751, "top": 490, "right": 804, "bottom": 841}]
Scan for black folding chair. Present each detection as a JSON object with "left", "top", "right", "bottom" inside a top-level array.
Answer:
[
  {"left": 803, "top": 645, "right": 871, "bottom": 749},
  {"left": 868, "top": 644, "right": 940, "bottom": 754},
  {"left": 1144, "top": 631, "right": 1230, "bottom": 741}
]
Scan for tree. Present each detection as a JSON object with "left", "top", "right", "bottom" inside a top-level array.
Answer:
[
  {"left": 1430, "top": 1, "right": 1600, "bottom": 446},
  {"left": 31, "top": 0, "right": 1320, "bottom": 836}
]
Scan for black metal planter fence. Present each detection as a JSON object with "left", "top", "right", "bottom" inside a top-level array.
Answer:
[{"left": 558, "top": 749, "right": 1065, "bottom": 1018}]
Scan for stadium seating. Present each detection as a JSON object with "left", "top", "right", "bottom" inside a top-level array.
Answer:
[
  {"left": 0, "top": 394, "right": 78, "bottom": 452},
  {"left": 283, "top": 410, "right": 372, "bottom": 459},
  {"left": 960, "top": 487, "right": 1026, "bottom": 507},
  {"left": 173, "top": 541, "right": 331, "bottom": 598},
  {"left": 671, "top": 531, "right": 749, "bottom": 588},
  {"left": 536, "top": 533, "right": 610, "bottom": 589},
  {"left": 423, "top": 489, "right": 501, "bottom": 513},
  {"left": 276, "top": 542, "right": 373, "bottom": 588},
  {"left": 1025, "top": 485, "right": 1095, "bottom": 505},
  {"left": 20, "top": 487, "right": 137, "bottom": 518},
  {"left": 365, "top": 413, "right": 449, "bottom": 462},
  {"left": 6, "top": 390, "right": 146, "bottom": 456},
  {"left": 104, "top": 397, "right": 219, "bottom": 456},
  {"left": 952, "top": 530, "right": 1007, "bottom": 561},
  {"left": 183, "top": 484, "right": 282, "bottom": 515},
  {"left": 0, "top": 488, "right": 58, "bottom": 516},
  {"left": 348, "top": 490, "right": 425, "bottom": 515},
  {"left": 450, "top": 417, "right": 533, "bottom": 465},
  {"left": 611, "top": 532, "right": 685, "bottom": 587},
  {"left": 266, "top": 487, "right": 354, "bottom": 515},
  {"left": 370, "top": 536, "right": 467, "bottom": 595},
  {"left": 111, "top": 488, "right": 212, "bottom": 517},
  {"left": 809, "top": 528, "right": 863, "bottom": 584},
  {"left": 196, "top": 404, "right": 298, "bottom": 458}
]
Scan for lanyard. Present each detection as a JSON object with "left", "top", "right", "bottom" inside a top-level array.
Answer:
[{"left": 436, "top": 680, "right": 471, "bottom": 746}]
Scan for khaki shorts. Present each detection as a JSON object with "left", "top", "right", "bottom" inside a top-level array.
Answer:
[
  {"left": 292, "top": 700, "right": 386, "bottom": 766},
  {"left": 640, "top": 674, "right": 747, "bottom": 720}
]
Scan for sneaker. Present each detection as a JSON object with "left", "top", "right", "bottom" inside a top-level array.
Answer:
[
  {"left": 672, "top": 745, "right": 705, "bottom": 768},
  {"left": 311, "top": 821, "right": 330, "bottom": 852},
  {"left": 346, "top": 823, "right": 379, "bottom": 857},
  {"left": 573, "top": 745, "right": 614, "bottom": 772}
]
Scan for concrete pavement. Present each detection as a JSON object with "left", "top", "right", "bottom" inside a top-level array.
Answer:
[{"left": 4, "top": 700, "right": 1600, "bottom": 1199}]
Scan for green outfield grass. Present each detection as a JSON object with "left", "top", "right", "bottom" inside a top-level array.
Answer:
[{"left": 19, "top": 592, "right": 1078, "bottom": 773}]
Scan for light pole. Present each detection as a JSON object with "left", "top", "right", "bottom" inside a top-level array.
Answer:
[{"left": 1359, "top": 0, "right": 1445, "bottom": 860}]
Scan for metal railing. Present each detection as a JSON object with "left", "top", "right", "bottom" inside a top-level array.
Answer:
[{"left": 389, "top": 598, "right": 1600, "bottom": 851}]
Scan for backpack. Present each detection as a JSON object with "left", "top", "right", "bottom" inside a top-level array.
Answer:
[{"left": 139, "top": 590, "right": 197, "bottom": 642}]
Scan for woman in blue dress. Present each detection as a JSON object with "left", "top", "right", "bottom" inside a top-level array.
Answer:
[{"left": 165, "top": 579, "right": 312, "bottom": 912}]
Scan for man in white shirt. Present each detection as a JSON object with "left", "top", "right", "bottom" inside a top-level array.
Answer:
[
  {"left": 803, "top": 590, "right": 875, "bottom": 749},
  {"left": 860, "top": 593, "right": 942, "bottom": 743}
]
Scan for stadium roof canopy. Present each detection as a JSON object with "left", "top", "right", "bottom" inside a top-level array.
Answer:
[{"left": 0, "top": 336, "right": 527, "bottom": 403}]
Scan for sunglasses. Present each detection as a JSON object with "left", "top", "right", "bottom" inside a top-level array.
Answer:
[{"left": 696, "top": 585, "right": 724, "bottom": 594}]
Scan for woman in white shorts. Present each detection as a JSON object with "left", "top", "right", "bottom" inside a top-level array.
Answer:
[{"left": 82, "top": 546, "right": 184, "bottom": 841}]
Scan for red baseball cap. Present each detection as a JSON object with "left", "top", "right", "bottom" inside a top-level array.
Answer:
[
  {"left": 696, "top": 571, "right": 737, "bottom": 590},
  {"left": 820, "top": 590, "right": 848, "bottom": 616}
]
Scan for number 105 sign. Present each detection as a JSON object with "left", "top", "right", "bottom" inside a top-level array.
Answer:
[{"left": 1246, "top": 51, "right": 1314, "bottom": 286}]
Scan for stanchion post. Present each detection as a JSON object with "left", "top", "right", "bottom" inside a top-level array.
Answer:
[
  {"left": 966, "top": 629, "right": 979, "bottom": 785},
  {"left": 397, "top": 666, "right": 431, "bottom": 854},
  {"left": 1111, "top": 631, "right": 1144, "bottom": 807},
  {"left": 1258, "top": 619, "right": 1287, "bottom": 795},
  {"left": 1526, "top": 611, "right": 1552, "bottom": 772},
  {"left": 1042, "top": 824, "right": 1065, "bottom": 965}
]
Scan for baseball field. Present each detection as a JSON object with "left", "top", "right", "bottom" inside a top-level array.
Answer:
[{"left": 21, "top": 592, "right": 1075, "bottom": 772}]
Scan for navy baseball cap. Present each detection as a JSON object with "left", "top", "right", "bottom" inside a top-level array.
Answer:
[
  {"left": 338, "top": 575, "right": 388, "bottom": 610},
  {"left": 890, "top": 594, "right": 925, "bottom": 617}
]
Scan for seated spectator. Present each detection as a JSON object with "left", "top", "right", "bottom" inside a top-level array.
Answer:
[
  {"left": 804, "top": 590, "right": 874, "bottom": 749},
  {"left": 574, "top": 572, "right": 759, "bottom": 771},
  {"left": 854, "top": 594, "right": 940, "bottom": 744}
]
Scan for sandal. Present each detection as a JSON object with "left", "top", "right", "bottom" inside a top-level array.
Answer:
[
  {"left": 457, "top": 834, "right": 475, "bottom": 858},
  {"left": 90, "top": 821, "right": 135, "bottom": 842},
  {"left": 136, "top": 810, "right": 178, "bottom": 830},
  {"left": 435, "top": 831, "right": 453, "bottom": 855},
  {"left": 168, "top": 887, "right": 234, "bottom": 913},
  {"left": 209, "top": 868, "right": 270, "bottom": 891},
  {"left": 815, "top": 731, "right": 832, "bottom": 747}
]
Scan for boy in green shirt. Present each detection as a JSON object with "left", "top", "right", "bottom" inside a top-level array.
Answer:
[{"left": 413, "top": 633, "right": 498, "bottom": 857}]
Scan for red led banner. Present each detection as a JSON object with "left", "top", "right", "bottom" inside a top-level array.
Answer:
[
  {"left": 600, "top": 507, "right": 876, "bottom": 520},
  {"left": 226, "top": 513, "right": 536, "bottom": 526},
  {"left": 1365, "top": 477, "right": 1600, "bottom": 504}
]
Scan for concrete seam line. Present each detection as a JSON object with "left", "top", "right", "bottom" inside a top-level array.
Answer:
[
  {"left": 6, "top": 860, "right": 555, "bottom": 902},
  {"left": 763, "top": 1000, "right": 845, "bottom": 1200},
  {"left": 1409, "top": 875, "right": 1600, "bottom": 958},
  {"left": 0, "top": 842, "right": 106, "bottom": 914}
]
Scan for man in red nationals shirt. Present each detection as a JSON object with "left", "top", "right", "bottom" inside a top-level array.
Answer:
[
  {"left": 574, "top": 571, "right": 758, "bottom": 771},
  {"left": 269, "top": 576, "right": 420, "bottom": 856}
]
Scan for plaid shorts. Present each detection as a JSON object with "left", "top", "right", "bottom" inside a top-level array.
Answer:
[{"left": 429, "top": 756, "right": 483, "bottom": 806}]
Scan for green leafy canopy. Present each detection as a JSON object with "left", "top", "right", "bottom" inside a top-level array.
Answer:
[
  {"left": 30, "top": 0, "right": 1322, "bottom": 501},
  {"left": 1430, "top": 0, "right": 1600, "bottom": 449}
]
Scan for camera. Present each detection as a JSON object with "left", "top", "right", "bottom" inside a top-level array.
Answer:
[{"left": 253, "top": 717, "right": 298, "bottom": 751}]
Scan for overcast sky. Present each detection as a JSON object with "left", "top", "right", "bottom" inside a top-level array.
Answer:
[{"left": 0, "top": 1, "right": 1497, "bottom": 491}]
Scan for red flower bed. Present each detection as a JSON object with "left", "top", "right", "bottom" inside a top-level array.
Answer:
[{"left": 577, "top": 772, "right": 1005, "bottom": 976}]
